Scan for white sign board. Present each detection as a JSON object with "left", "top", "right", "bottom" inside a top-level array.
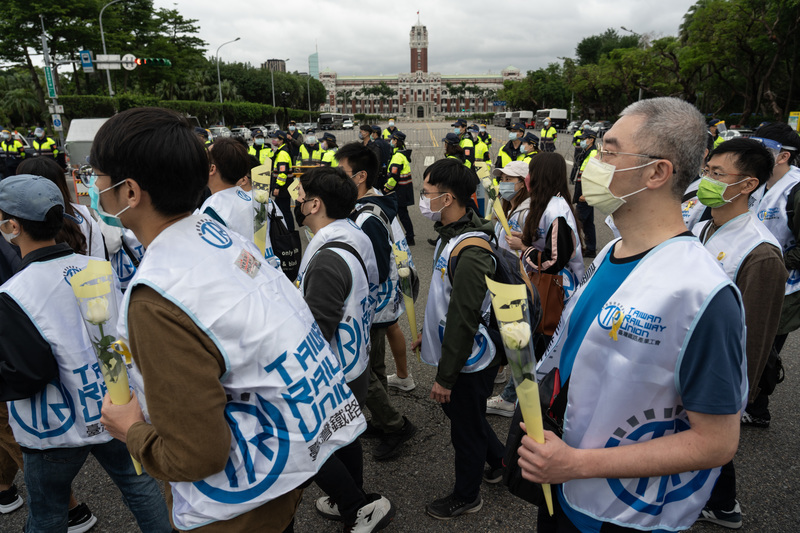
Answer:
[
  {"left": 121, "top": 53, "right": 137, "bottom": 71},
  {"left": 52, "top": 114, "right": 63, "bottom": 132}
]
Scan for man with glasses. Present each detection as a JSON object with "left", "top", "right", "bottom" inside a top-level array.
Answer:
[
  {"left": 691, "top": 138, "right": 786, "bottom": 529},
  {"left": 746, "top": 122, "right": 800, "bottom": 428},
  {"left": 518, "top": 98, "right": 746, "bottom": 533}
]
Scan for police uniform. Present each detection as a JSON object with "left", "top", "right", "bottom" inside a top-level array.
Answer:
[
  {"left": 271, "top": 135, "right": 295, "bottom": 230},
  {"left": 540, "top": 124, "right": 558, "bottom": 152},
  {"left": 384, "top": 133, "right": 414, "bottom": 243}
]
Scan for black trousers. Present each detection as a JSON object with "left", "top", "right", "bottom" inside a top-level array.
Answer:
[
  {"left": 575, "top": 202, "right": 596, "bottom": 253},
  {"left": 706, "top": 460, "right": 736, "bottom": 511},
  {"left": 275, "top": 196, "right": 294, "bottom": 231},
  {"left": 440, "top": 365, "right": 504, "bottom": 502}
]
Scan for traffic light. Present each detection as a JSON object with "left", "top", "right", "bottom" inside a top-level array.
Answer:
[{"left": 135, "top": 58, "right": 172, "bottom": 67}]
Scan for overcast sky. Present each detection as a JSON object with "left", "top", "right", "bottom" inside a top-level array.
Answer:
[{"left": 153, "top": 0, "right": 698, "bottom": 76}]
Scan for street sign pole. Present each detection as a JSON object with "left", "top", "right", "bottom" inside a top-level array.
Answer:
[{"left": 39, "top": 16, "right": 65, "bottom": 148}]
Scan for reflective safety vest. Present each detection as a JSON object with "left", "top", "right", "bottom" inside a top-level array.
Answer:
[
  {"left": 421, "top": 232, "right": 496, "bottom": 373},
  {"left": 497, "top": 140, "right": 523, "bottom": 168},
  {"left": 385, "top": 148, "right": 411, "bottom": 190},
  {"left": 248, "top": 144, "right": 273, "bottom": 165},
  {"left": 351, "top": 201, "right": 410, "bottom": 326},
  {"left": 321, "top": 148, "right": 338, "bottom": 167},
  {"left": 536, "top": 237, "right": 746, "bottom": 531},
  {"left": 478, "top": 131, "right": 492, "bottom": 146},
  {"left": 120, "top": 215, "right": 365, "bottom": 530},
  {"left": 572, "top": 130, "right": 582, "bottom": 147},
  {"left": 693, "top": 211, "right": 782, "bottom": 282},
  {"left": 2, "top": 253, "right": 123, "bottom": 449},
  {"left": 540, "top": 126, "right": 557, "bottom": 141},
  {"left": 748, "top": 166, "right": 800, "bottom": 295},
  {"left": 298, "top": 219, "right": 378, "bottom": 382},
  {"left": 32, "top": 137, "right": 58, "bottom": 158},
  {"left": 0, "top": 139, "right": 25, "bottom": 157},
  {"left": 533, "top": 196, "right": 584, "bottom": 301},
  {"left": 382, "top": 126, "right": 397, "bottom": 140},
  {"left": 299, "top": 143, "right": 324, "bottom": 164},
  {"left": 458, "top": 135, "right": 475, "bottom": 169},
  {"left": 474, "top": 138, "right": 491, "bottom": 164},
  {"left": 579, "top": 147, "right": 598, "bottom": 173},
  {"left": 272, "top": 145, "right": 293, "bottom": 189},
  {"left": 494, "top": 197, "right": 529, "bottom": 254}
]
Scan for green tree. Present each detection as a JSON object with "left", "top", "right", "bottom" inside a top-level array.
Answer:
[{"left": 575, "top": 28, "right": 640, "bottom": 66}]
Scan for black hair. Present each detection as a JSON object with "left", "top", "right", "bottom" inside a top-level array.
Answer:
[
  {"left": 423, "top": 158, "right": 475, "bottom": 207},
  {"left": 754, "top": 122, "right": 800, "bottom": 166},
  {"left": 335, "top": 142, "right": 379, "bottom": 188},
  {"left": 2, "top": 205, "right": 64, "bottom": 242},
  {"left": 523, "top": 153, "right": 581, "bottom": 248},
  {"left": 90, "top": 107, "right": 209, "bottom": 216},
  {"left": 708, "top": 137, "right": 774, "bottom": 188},
  {"left": 444, "top": 143, "right": 464, "bottom": 159},
  {"left": 208, "top": 137, "right": 250, "bottom": 186},
  {"left": 300, "top": 166, "right": 358, "bottom": 219},
  {"left": 16, "top": 158, "right": 86, "bottom": 254}
]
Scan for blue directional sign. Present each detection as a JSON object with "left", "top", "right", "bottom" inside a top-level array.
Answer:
[
  {"left": 493, "top": 101, "right": 507, "bottom": 107},
  {"left": 79, "top": 50, "right": 94, "bottom": 73}
]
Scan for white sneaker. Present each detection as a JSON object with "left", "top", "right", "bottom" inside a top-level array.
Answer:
[
  {"left": 344, "top": 495, "right": 396, "bottom": 533},
  {"left": 486, "top": 395, "right": 515, "bottom": 417},
  {"left": 387, "top": 373, "right": 416, "bottom": 391},
  {"left": 494, "top": 366, "right": 509, "bottom": 384},
  {"left": 315, "top": 496, "right": 341, "bottom": 521}
]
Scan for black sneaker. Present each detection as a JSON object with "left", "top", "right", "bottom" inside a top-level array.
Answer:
[
  {"left": 372, "top": 416, "right": 416, "bottom": 461},
  {"left": 362, "top": 420, "right": 383, "bottom": 439},
  {"left": 697, "top": 500, "right": 742, "bottom": 529},
  {"left": 0, "top": 484, "right": 23, "bottom": 514},
  {"left": 482, "top": 465, "right": 504, "bottom": 484},
  {"left": 67, "top": 503, "right": 97, "bottom": 533},
  {"left": 741, "top": 412, "right": 770, "bottom": 428},
  {"left": 425, "top": 493, "right": 482, "bottom": 520},
  {"left": 583, "top": 249, "right": 597, "bottom": 258},
  {"left": 427, "top": 238, "right": 437, "bottom": 246},
  {"left": 406, "top": 237, "right": 415, "bottom": 246}
]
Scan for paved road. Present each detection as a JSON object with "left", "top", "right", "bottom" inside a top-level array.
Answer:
[{"left": 4, "top": 123, "right": 799, "bottom": 532}]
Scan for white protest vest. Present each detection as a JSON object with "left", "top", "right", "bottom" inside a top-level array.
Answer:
[
  {"left": 749, "top": 166, "right": 800, "bottom": 295},
  {"left": 2, "top": 254, "right": 120, "bottom": 449},
  {"left": 604, "top": 214, "right": 621, "bottom": 239},
  {"left": 421, "top": 232, "right": 496, "bottom": 373},
  {"left": 297, "top": 219, "right": 379, "bottom": 383},
  {"left": 537, "top": 237, "right": 746, "bottom": 531},
  {"left": 119, "top": 215, "right": 365, "bottom": 530},
  {"left": 693, "top": 212, "right": 782, "bottom": 283},
  {"left": 352, "top": 201, "right": 407, "bottom": 326},
  {"left": 681, "top": 179, "right": 706, "bottom": 231},
  {"left": 72, "top": 203, "right": 105, "bottom": 258},
  {"left": 533, "top": 196, "right": 585, "bottom": 301},
  {"left": 200, "top": 187, "right": 281, "bottom": 270},
  {"left": 494, "top": 197, "right": 530, "bottom": 254},
  {"left": 110, "top": 228, "right": 144, "bottom": 290}
]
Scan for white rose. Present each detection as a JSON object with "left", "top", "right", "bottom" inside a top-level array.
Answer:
[
  {"left": 254, "top": 189, "right": 270, "bottom": 204},
  {"left": 86, "top": 296, "right": 110, "bottom": 325},
  {"left": 481, "top": 177, "right": 493, "bottom": 190},
  {"left": 398, "top": 267, "right": 411, "bottom": 278},
  {"left": 500, "top": 321, "right": 531, "bottom": 351}
]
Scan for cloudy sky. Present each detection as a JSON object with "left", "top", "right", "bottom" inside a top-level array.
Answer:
[{"left": 153, "top": 0, "right": 698, "bottom": 76}]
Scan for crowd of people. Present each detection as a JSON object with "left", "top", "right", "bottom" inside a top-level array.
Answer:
[{"left": 0, "top": 97, "right": 798, "bottom": 533}]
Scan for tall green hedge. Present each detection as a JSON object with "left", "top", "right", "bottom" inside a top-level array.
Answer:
[{"left": 57, "top": 95, "right": 318, "bottom": 129}]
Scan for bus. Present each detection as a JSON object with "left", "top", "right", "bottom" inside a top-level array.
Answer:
[
  {"left": 319, "top": 113, "right": 343, "bottom": 130},
  {"left": 511, "top": 110, "right": 535, "bottom": 128},
  {"left": 535, "top": 109, "right": 568, "bottom": 130},
  {"left": 493, "top": 112, "right": 511, "bottom": 128}
]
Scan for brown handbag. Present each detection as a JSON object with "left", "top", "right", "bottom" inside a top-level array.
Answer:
[{"left": 527, "top": 254, "right": 564, "bottom": 336}]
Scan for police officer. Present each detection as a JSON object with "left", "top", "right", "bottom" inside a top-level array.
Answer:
[
  {"left": 30, "top": 127, "right": 58, "bottom": 160},
  {"left": 382, "top": 118, "right": 398, "bottom": 140},
  {"left": 520, "top": 132, "right": 540, "bottom": 164},
  {"left": 540, "top": 117, "right": 558, "bottom": 152},
  {"left": 478, "top": 123, "right": 492, "bottom": 147},
  {"left": 248, "top": 129, "right": 273, "bottom": 165},
  {"left": 320, "top": 133, "right": 338, "bottom": 167},
  {"left": 707, "top": 119, "right": 725, "bottom": 151},
  {"left": 573, "top": 128, "right": 598, "bottom": 257},
  {"left": 384, "top": 131, "right": 414, "bottom": 245},
  {"left": 298, "top": 129, "right": 324, "bottom": 165},
  {"left": 0, "top": 129, "right": 25, "bottom": 178},
  {"left": 496, "top": 122, "right": 525, "bottom": 168},
  {"left": 286, "top": 120, "right": 304, "bottom": 162},
  {"left": 451, "top": 119, "right": 475, "bottom": 169},
  {"left": 469, "top": 124, "right": 492, "bottom": 169},
  {"left": 271, "top": 130, "right": 296, "bottom": 230},
  {"left": 194, "top": 127, "right": 212, "bottom": 147}
]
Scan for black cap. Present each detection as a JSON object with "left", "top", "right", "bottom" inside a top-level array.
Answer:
[
  {"left": 580, "top": 129, "right": 598, "bottom": 140},
  {"left": 252, "top": 129, "right": 264, "bottom": 137},
  {"left": 194, "top": 127, "right": 208, "bottom": 139},
  {"left": 272, "top": 130, "right": 288, "bottom": 140},
  {"left": 289, "top": 120, "right": 296, "bottom": 125},
  {"left": 509, "top": 122, "right": 525, "bottom": 131},
  {"left": 371, "top": 125, "right": 382, "bottom": 133},
  {"left": 321, "top": 132, "right": 336, "bottom": 142},
  {"left": 390, "top": 131, "right": 406, "bottom": 141},
  {"left": 442, "top": 133, "right": 460, "bottom": 145},
  {"left": 521, "top": 132, "right": 539, "bottom": 144},
  {"left": 468, "top": 124, "right": 480, "bottom": 132},
  {"left": 451, "top": 119, "right": 467, "bottom": 127}
]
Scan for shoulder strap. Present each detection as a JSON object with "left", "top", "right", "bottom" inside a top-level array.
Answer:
[
  {"left": 447, "top": 236, "right": 494, "bottom": 284},
  {"left": 352, "top": 203, "right": 394, "bottom": 241},
  {"left": 319, "top": 241, "right": 369, "bottom": 283},
  {"left": 121, "top": 238, "right": 140, "bottom": 269},
  {"left": 786, "top": 181, "right": 800, "bottom": 231}
]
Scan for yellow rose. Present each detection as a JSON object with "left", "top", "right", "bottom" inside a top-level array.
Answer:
[
  {"left": 86, "top": 296, "right": 110, "bottom": 325},
  {"left": 254, "top": 189, "right": 270, "bottom": 204},
  {"left": 397, "top": 267, "right": 411, "bottom": 278},
  {"left": 500, "top": 321, "right": 531, "bottom": 351}
]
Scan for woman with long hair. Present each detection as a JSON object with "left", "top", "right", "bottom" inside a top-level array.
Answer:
[
  {"left": 487, "top": 152, "right": 585, "bottom": 418},
  {"left": 16, "top": 157, "right": 104, "bottom": 257},
  {"left": 492, "top": 160, "right": 530, "bottom": 254}
]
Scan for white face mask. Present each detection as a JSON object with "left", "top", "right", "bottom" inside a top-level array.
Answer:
[
  {"left": 255, "top": 138, "right": 265, "bottom": 145},
  {"left": 581, "top": 157, "right": 655, "bottom": 216},
  {"left": 0, "top": 220, "right": 18, "bottom": 244},
  {"left": 389, "top": 121, "right": 395, "bottom": 127},
  {"left": 509, "top": 132, "right": 519, "bottom": 141},
  {"left": 419, "top": 193, "right": 446, "bottom": 222}
]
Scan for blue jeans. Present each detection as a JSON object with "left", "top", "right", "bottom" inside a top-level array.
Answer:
[
  {"left": 23, "top": 439, "right": 171, "bottom": 533},
  {"left": 500, "top": 376, "right": 517, "bottom": 403}
]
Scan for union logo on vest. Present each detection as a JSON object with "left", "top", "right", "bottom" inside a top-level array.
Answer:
[
  {"left": 196, "top": 219, "right": 233, "bottom": 249},
  {"left": 10, "top": 381, "right": 77, "bottom": 439},
  {"left": 604, "top": 407, "right": 709, "bottom": 515},
  {"left": 237, "top": 190, "right": 251, "bottom": 201}
]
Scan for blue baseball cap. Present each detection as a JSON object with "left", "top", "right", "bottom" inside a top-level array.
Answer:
[
  {"left": 442, "top": 133, "right": 460, "bottom": 145},
  {"left": 451, "top": 119, "right": 467, "bottom": 127},
  {"left": 321, "top": 132, "right": 337, "bottom": 142},
  {"left": 390, "top": 131, "right": 406, "bottom": 141},
  {"left": 509, "top": 122, "right": 526, "bottom": 131},
  {"left": 521, "top": 132, "right": 539, "bottom": 145},
  {"left": 0, "top": 175, "right": 64, "bottom": 221}
]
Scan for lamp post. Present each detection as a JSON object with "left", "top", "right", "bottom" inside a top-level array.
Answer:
[
  {"left": 216, "top": 37, "right": 240, "bottom": 127},
  {"left": 620, "top": 26, "right": 644, "bottom": 101},
  {"left": 100, "top": 0, "right": 124, "bottom": 97},
  {"left": 307, "top": 75, "right": 312, "bottom": 122},
  {"left": 270, "top": 58, "right": 290, "bottom": 124}
]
